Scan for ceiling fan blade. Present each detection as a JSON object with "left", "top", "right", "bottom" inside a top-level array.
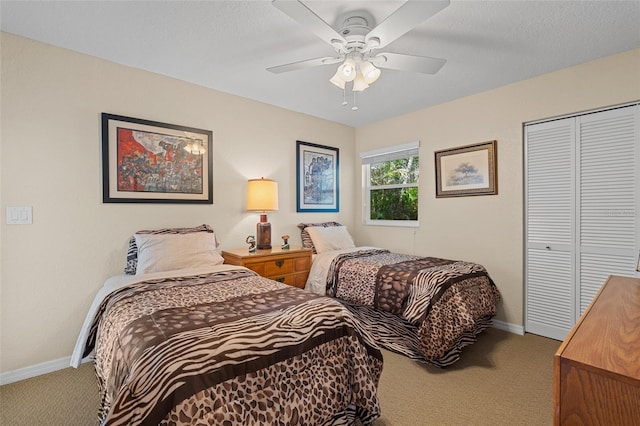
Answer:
[
  {"left": 267, "top": 56, "right": 342, "bottom": 74},
  {"left": 272, "top": 0, "right": 346, "bottom": 46},
  {"left": 366, "top": 0, "right": 450, "bottom": 48},
  {"left": 374, "top": 52, "right": 446, "bottom": 74}
]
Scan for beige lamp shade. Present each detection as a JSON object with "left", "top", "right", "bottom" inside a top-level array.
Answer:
[{"left": 247, "top": 178, "right": 278, "bottom": 212}]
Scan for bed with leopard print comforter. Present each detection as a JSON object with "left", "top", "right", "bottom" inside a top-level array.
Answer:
[
  {"left": 308, "top": 248, "right": 500, "bottom": 367},
  {"left": 76, "top": 265, "right": 383, "bottom": 425}
]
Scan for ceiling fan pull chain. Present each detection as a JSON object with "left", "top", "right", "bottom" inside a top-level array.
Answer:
[
  {"left": 342, "top": 87, "right": 348, "bottom": 106},
  {"left": 352, "top": 91, "right": 358, "bottom": 111}
]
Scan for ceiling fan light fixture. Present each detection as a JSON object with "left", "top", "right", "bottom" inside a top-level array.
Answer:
[
  {"left": 359, "top": 60, "right": 381, "bottom": 84},
  {"left": 329, "top": 69, "right": 346, "bottom": 89},
  {"left": 269, "top": 0, "right": 451, "bottom": 109},
  {"left": 352, "top": 69, "right": 370, "bottom": 92},
  {"left": 337, "top": 57, "right": 357, "bottom": 82}
]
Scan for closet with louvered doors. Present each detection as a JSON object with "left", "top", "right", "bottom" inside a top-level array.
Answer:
[{"left": 524, "top": 103, "right": 640, "bottom": 341}]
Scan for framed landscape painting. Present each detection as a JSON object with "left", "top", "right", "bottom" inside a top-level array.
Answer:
[
  {"left": 296, "top": 140, "right": 339, "bottom": 212},
  {"left": 102, "top": 113, "right": 213, "bottom": 204},
  {"left": 435, "top": 140, "right": 497, "bottom": 198}
]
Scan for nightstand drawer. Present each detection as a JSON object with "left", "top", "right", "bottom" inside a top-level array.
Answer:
[
  {"left": 221, "top": 246, "right": 312, "bottom": 290},
  {"left": 270, "top": 273, "right": 308, "bottom": 289},
  {"left": 292, "top": 273, "right": 308, "bottom": 288},
  {"left": 293, "top": 257, "right": 310, "bottom": 273},
  {"left": 264, "top": 259, "right": 293, "bottom": 276},
  {"left": 245, "top": 263, "right": 265, "bottom": 275}
]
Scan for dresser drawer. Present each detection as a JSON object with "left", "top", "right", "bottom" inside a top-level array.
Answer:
[
  {"left": 293, "top": 256, "right": 310, "bottom": 273},
  {"left": 264, "top": 259, "right": 293, "bottom": 276},
  {"left": 221, "top": 246, "right": 312, "bottom": 289},
  {"left": 270, "top": 272, "right": 308, "bottom": 289},
  {"left": 292, "top": 273, "right": 309, "bottom": 288},
  {"left": 245, "top": 263, "right": 265, "bottom": 276}
]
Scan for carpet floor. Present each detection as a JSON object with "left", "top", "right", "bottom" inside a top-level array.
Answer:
[{"left": 0, "top": 328, "right": 560, "bottom": 425}]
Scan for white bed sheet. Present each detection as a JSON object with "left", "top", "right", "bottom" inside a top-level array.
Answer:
[
  {"left": 70, "top": 264, "right": 246, "bottom": 368},
  {"left": 305, "top": 246, "right": 379, "bottom": 296}
]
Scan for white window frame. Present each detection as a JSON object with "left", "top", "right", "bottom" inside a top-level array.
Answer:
[{"left": 360, "top": 141, "right": 420, "bottom": 227}]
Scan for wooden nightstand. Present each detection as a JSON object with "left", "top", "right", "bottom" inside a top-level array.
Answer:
[{"left": 221, "top": 246, "right": 312, "bottom": 289}]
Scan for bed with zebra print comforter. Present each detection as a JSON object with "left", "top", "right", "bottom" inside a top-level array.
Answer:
[
  {"left": 73, "top": 265, "right": 383, "bottom": 425},
  {"left": 306, "top": 248, "right": 500, "bottom": 367}
]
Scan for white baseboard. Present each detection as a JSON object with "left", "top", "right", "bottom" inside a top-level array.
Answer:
[
  {"left": 0, "top": 356, "right": 91, "bottom": 386},
  {"left": 1, "top": 321, "right": 524, "bottom": 386},
  {"left": 492, "top": 319, "right": 525, "bottom": 335}
]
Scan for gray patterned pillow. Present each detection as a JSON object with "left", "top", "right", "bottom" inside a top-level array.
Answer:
[
  {"left": 297, "top": 222, "right": 341, "bottom": 254},
  {"left": 124, "top": 224, "right": 215, "bottom": 275}
]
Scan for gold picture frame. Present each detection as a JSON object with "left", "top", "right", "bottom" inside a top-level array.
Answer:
[{"left": 435, "top": 140, "right": 497, "bottom": 198}]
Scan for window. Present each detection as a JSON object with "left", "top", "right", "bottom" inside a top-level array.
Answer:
[{"left": 361, "top": 141, "right": 420, "bottom": 227}]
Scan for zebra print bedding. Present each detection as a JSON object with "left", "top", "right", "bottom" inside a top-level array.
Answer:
[
  {"left": 83, "top": 267, "right": 383, "bottom": 425},
  {"left": 324, "top": 249, "right": 501, "bottom": 367}
]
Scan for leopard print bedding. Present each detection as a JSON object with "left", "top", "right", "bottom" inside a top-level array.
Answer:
[
  {"left": 326, "top": 250, "right": 501, "bottom": 366},
  {"left": 85, "top": 269, "right": 382, "bottom": 425}
]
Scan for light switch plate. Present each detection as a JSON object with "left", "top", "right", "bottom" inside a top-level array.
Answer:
[{"left": 6, "top": 206, "right": 33, "bottom": 224}]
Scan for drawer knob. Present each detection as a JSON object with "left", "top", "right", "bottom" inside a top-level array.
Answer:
[
  {"left": 275, "top": 277, "right": 285, "bottom": 283},
  {"left": 275, "top": 260, "right": 285, "bottom": 268}
]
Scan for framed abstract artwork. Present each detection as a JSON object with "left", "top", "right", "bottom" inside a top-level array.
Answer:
[
  {"left": 435, "top": 140, "right": 497, "bottom": 198},
  {"left": 101, "top": 113, "right": 213, "bottom": 204},
  {"left": 296, "top": 140, "right": 339, "bottom": 212}
]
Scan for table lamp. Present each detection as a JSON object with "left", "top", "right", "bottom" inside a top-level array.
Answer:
[{"left": 247, "top": 178, "right": 278, "bottom": 250}]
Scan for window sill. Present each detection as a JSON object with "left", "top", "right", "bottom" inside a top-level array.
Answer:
[{"left": 364, "top": 220, "right": 419, "bottom": 228}]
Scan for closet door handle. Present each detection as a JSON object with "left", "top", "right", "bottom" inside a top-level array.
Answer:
[{"left": 546, "top": 246, "right": 551, "bottom": 250}]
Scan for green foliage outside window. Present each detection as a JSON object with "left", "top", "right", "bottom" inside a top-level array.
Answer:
[
  {"left": 369, "top": 156, "right": 419, "bottom": 221},
  {"left": 370, "top": 187, "right": 418, "bottom": 220},
  {"left": 370, "top": 156, "right": 419, "bottom": 185}
]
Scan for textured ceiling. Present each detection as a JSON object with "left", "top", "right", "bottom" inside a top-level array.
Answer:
[{"left": 2, "top": 0, "right": 639, "bottom": 127}]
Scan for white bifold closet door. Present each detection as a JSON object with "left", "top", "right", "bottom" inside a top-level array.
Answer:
[{"left": 525, "top": 104, "right": 639, "bottom": 341}]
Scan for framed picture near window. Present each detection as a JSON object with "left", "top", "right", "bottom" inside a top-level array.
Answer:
[
  {"left": 102, "top": 113, "right": 213, "bottom": 204},
  {"left": 435, "top": 140, "right": 497, "bottom": 198},
  {"left": 296, "top": 140, "right": 339, "bottom": 212}
]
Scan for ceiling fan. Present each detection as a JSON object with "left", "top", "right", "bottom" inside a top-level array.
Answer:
[{"left": 267, "top": 0, "right": 450, "bottom": 96}]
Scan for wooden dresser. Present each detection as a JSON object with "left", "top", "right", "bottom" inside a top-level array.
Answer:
[
  {"left": 221, "top": 246, "right": 312, "bottom": 289},
  {"left": 553, "top": 275, "right": 640, "bottom": 425}
]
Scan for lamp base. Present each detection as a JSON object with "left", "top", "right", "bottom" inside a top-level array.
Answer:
[{"left": 256, "top": 220, "right": 271, "bottom": 250}]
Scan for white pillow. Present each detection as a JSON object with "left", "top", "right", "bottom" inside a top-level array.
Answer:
[
  {"left": 305, "top": 226, "right": 355, "bottom": 253},
  {"left": 134, "top": 232, "right": 224, "bottom": 275}
]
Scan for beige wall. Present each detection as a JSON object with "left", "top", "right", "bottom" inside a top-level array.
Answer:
[
  {"left": 354, "top": 48, "right": 640, "bottom": 327},
  {"left": 0, "top": 33, "right": 355, "bottom": 373},
  {"left": 2, "top": 30, "right": 639, "bottom": 376}
]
